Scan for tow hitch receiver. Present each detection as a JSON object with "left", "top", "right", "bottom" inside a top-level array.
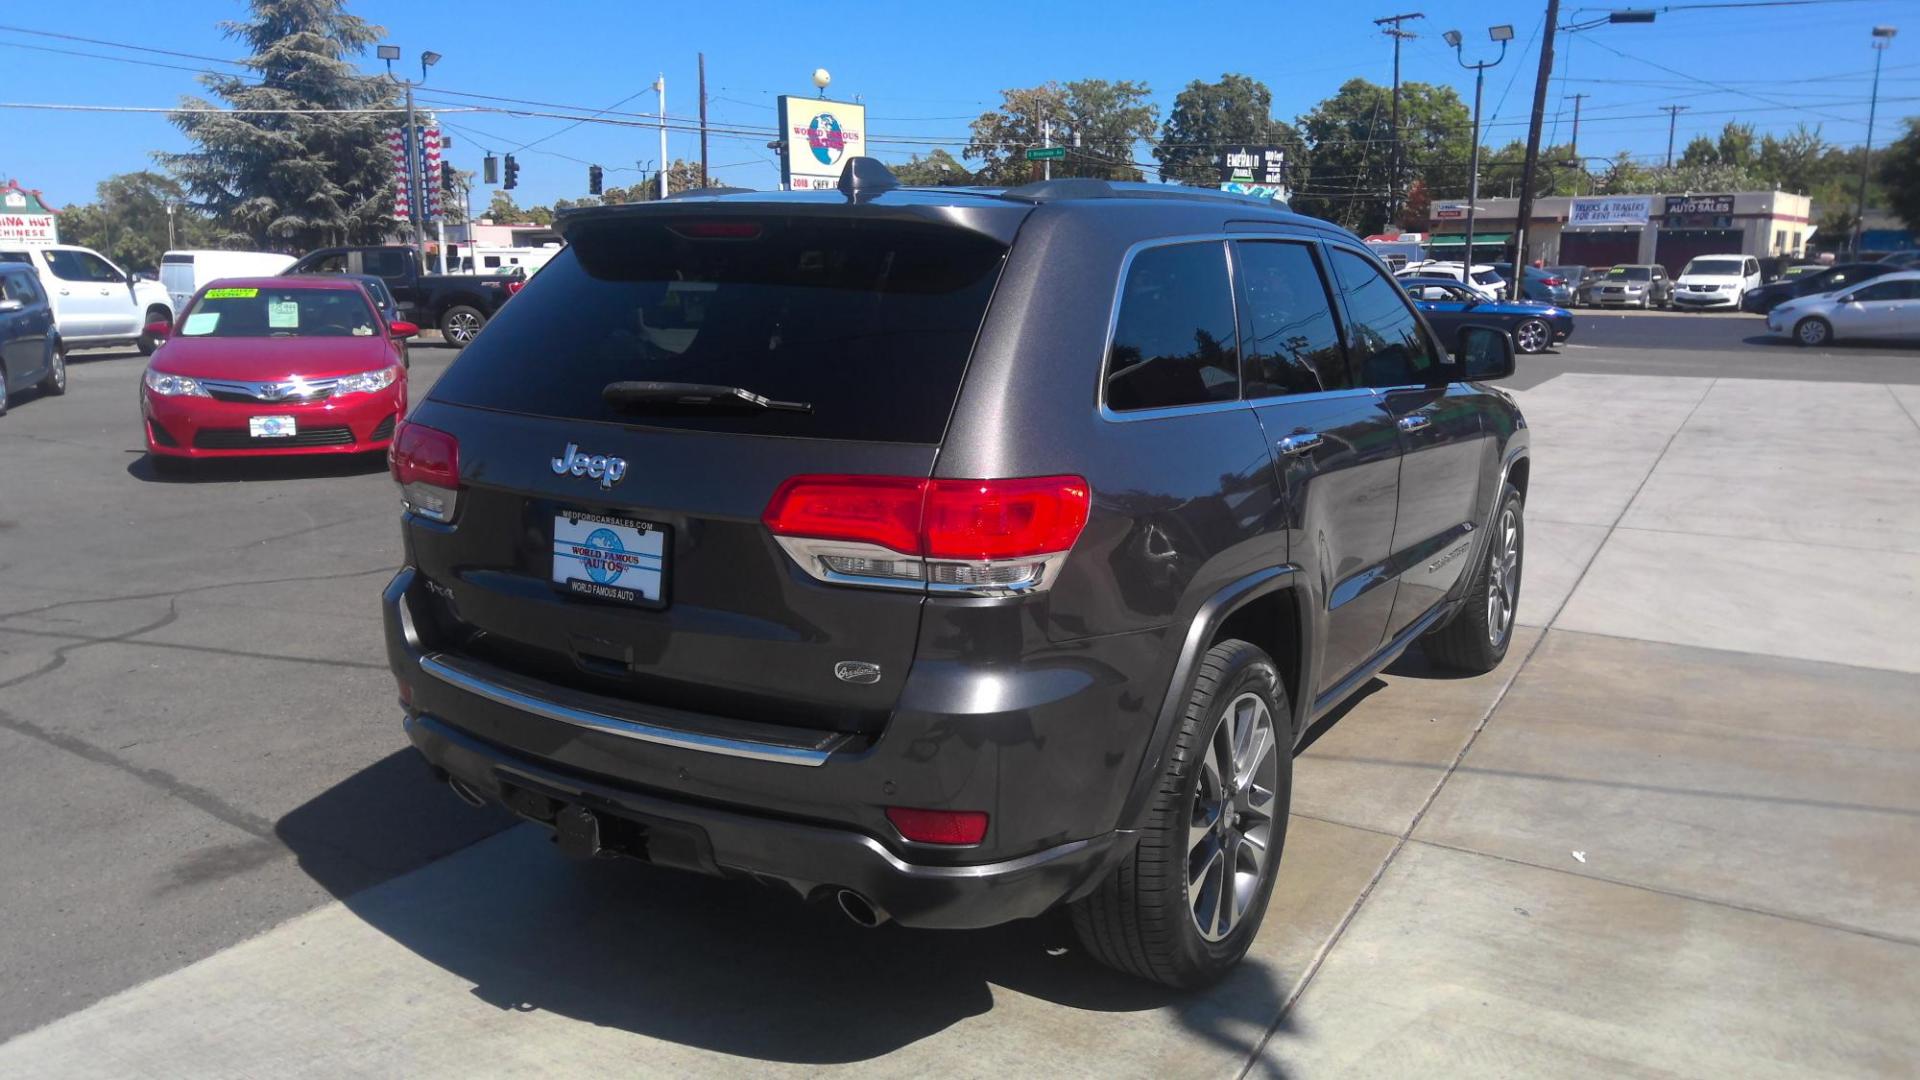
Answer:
[{"left": 553, "top": 804, "right": 603, "bottom": 859}]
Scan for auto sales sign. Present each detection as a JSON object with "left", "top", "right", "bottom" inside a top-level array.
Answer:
[{"left": 0, "top": 180, "right": 59, "bottom": 246}]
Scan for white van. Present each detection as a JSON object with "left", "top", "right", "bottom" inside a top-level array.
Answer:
[
  {"left": 0, "top": 244, "right": 176, "bottom": 353},
  {"left": 1673, "top": 255, "right": 1761, "bottom": 311},
  {"left": 445, "top": 244, "right": 560, "bottom": 276},
  {"left": 158, "top": 250, "right": 296, "bottom": 314}
]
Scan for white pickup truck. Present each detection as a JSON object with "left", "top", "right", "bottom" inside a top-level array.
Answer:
[{"left": 0, "top": 244, "right": 175, "bottom": 353}]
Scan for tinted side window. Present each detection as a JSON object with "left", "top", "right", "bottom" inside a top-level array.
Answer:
[
  {"left": 1330, "top": 248, "right": 1440, "bottom": 388},
  {"left": 5, "top": 271, "right": 45, "bottom": 304},
  {"left": 1106, "top": 241, "right": 1239, "bottom": 412},
  {"left": 73, "top": 251, "right": 124, "bottom": 282},
  {"left": 363, "top": 250, "right": 409, "bottom": 278},
  {"left": 1854, "top": 280, "right": 1920, "bottom": 301},
  {"left": 1236, "top": 240, "right": 1348, "bottom": 396},
  {"left": 301, "top": 252, "right": 349, "bottom": 275}
]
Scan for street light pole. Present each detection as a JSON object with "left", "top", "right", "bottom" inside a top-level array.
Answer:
[
  {"left": 1854, "top": 26, "right": 1897, "bottom": 258},
  {"left": 380, "top": 46, "right": 440, "bottom": 273},
  {"left": 1448, "top": 27, "right": 1510, "bottom": 277},
  {"left": 656, "top": 75, "right": 669, "bottom": 199}
]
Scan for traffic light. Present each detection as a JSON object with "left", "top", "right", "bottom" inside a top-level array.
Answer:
[
  {"left": 503, "top": 154, "right": 519, "bottom": 190},
  {"left": 441, "top": 162, "right": 455, "bottom": 191},
  {"left": 589, "top": 164, "right": 603, "bottom": 195},
  {"left": 482, "top": 154, "right": 498, "bottom": 185}
]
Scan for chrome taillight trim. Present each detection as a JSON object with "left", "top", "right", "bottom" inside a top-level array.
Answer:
[{"left": 774, "top": 536, "right": 1072, "bottom": 597}]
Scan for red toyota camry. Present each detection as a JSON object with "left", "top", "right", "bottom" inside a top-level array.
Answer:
[{"left": 141, "top": 277, "right": 415, "bottom": 467}]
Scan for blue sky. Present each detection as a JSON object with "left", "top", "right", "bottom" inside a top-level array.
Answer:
[{"left": 2, "top": 0, "right": 1916, "bottom": 210}]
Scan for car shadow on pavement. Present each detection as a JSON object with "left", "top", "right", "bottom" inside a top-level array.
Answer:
[
  {"left": 126, "top": 451, "right": 390, "bottom": 484},
  {"left": 275, "top": 749, "right": 1295, "bottom": 1066}
]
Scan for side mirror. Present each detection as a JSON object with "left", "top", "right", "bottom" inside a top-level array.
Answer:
[
  {"left": 143, "top": 319, "right": 172, "bottom": 341},
  {"left": 131, "top": 272, "right": 148, "bottom": 284},
  {"left": 388, "top": 320, "right": 419, "bottom": 340},
  {"left": 0, "top": 299, "right": 22, "bottom": 313},
  {"left": 1455, "top": 325, "right": 1516, "bottom": 381}
]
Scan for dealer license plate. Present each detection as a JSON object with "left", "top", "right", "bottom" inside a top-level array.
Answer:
[
  {"left": 249, "top": 416, "right": 296, "bottom": 438},
  {"left": 551, "top": 511, "right": 667, "bottom": 607}
]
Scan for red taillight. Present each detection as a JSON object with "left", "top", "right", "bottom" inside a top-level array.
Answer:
[
  {"left": 669, "top": 221, "right": 764, "bottom": 239},
  {"left": 505, "top": 279, "right": 525, "bottom": 296},
  {"left": 763, "top": 475, "right": 926, "bottom": 554},
  {"left": 886, "top": 807, "right": 989, "bottom": 845},
  {"left": 1542, "top": 276, "right": 1565, "bottom": 286},
  {"left": 389, "top": 421, "right": 460, "bottom": 522},
  {"left": 762, "top": 475, "right": 1090, "bottom": 560},
  {"left": 923, "top": 477, "right": 1091, "bottom": 560}
]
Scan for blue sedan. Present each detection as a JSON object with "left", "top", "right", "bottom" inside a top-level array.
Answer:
[{"left": 1400, "top": 276, "right": 1575, "bottom": 354}]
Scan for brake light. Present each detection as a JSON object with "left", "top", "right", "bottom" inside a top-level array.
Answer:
[
  {"left": 1542, "top": 276, "right": 1565, "bottom": 286},
  {"left": 763, "top": 474, "right": 1091, "bottom": 595},
  {"left": 886, "top": 807, "right": 989, "bottom": 845},
  {"left": 669, "top": 221, "right": 764, "bottom": 239},
  {"left": 389, "top": 420, "right": 460, "bottom": 522}
]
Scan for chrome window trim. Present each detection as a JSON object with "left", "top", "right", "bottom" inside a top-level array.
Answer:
[
  {"left": 1097, "top": 234, "right": 1250, "bottom": 424},
  {"left": 417, "top": 653, "right": 836, "bottom": 767}
]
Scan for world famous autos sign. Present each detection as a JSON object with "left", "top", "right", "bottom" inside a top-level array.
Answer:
[{"left": 777, "top": 97, "right": 868, "bottom": 191}]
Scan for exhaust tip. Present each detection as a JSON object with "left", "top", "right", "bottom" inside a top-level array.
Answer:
[
  {"left": 835, "top": 889, "right": 890, "bottom": 928},
  {"left": 447, "top": 775, "right": 487, "bottom": 808}
]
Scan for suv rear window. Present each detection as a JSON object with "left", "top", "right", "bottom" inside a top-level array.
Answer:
[{"left": 429, "top": 217, "right": 1007, "bottom": 443}]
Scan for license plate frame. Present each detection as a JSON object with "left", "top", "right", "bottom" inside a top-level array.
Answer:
[
  {"left": 551, "top": 510, "right": 669, "bottom": 609},
  {"left": 248, "top": 415, "right": 297, "bottom": 438}
]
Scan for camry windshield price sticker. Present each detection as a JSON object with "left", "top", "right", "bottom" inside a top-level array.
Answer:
[{"left": 552, "top": 512, "right": 666, "bottom": 606}]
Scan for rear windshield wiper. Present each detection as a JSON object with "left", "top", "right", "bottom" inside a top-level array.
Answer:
[{"left": 601, "top": 381, "right": 812, "bottom": 414}]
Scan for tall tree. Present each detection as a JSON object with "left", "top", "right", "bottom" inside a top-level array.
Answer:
[
  {"left": 1480, "top": 139, "right": 1580, "bottom": 199},
  {"left": 163, "top": 0, "right": 398, "bottom": 250},
  {"left": 1293, "top": 78, "right": 1470, "bottom": 233},
  {"left": 965, "top": 80, "right": 1158, "bottom": 185},
  {"left": 57, "top": 172, "right": 224, "bottom": 271},
  {"left": 1757, "top": 124, "right": 1830, "bottom": 193},
  {"left": 635, "top": 159, "right": 712, "bottom": 199},
  {"left": 1877, "top": 118, "right": 1920, "bottom": 230},
  {"left": 1154, "top": 73, "right": 1302, "bottom": 187},
  {"left": 1678, "top": 135, "right": 1719, "bottom": 168},
  {"left": 892, "top": 149, "right": 975, "bottom": 186}
]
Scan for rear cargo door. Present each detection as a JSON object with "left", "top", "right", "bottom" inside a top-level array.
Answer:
[{"left": 405, "top": 210, "right": 1014, "bottom": 735}]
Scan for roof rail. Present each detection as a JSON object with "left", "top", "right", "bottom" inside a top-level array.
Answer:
[{"left": 997, "top": 178, "right": 1290, "bottom": 209}]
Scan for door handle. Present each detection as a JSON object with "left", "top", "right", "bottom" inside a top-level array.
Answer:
[
  {"left": 58, "top": 288, "right": 70, "bottom": 296},
  {"left": 1276, "top": 432, "right": 1324, "bottom": 456},
  {"left": 1397, "top": 414, "right": 1432, "bottom": 433}
]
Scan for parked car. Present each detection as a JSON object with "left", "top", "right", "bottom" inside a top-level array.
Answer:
[
  {"left": 1741, "top": 261, "right": 1899, "bottom": 315},
  {"left": 140, "top": 277, "right": 416, "bottom": 469},
  {"left": 1765, "top": 270, "right": 1920, "bottom": 346},
  {"left": 1401, "top": 276, "right": 1574, "bottom": 353},
  {"left": 1490, "top": 263, "right": 1574, "bottom": 305},
  {"left": 1590, "top": 264, "right": 1673, "bottom": 309},
  {"left": 1777, "top": 264, "right": 1827, "bottom": 281},
  {"left": 1672, "top": 255, "right": 1761, "bottom": 311},
  {"left": 158, "top": 249, "right": 296, "bottom": 315},
  {"left": 1571, "top": 266, "right": 1612, "bottom": 307},
  {"left": 283, "top": 245, "right": 515, "bottom": 347},
  {"left": 1401, "top": 260, "right": 1505, "bottom": 299},
  {"left": 0, "top": 243, "right": 174, "bottom": 353},
  {"left": 1875, "top": 250, "right": 1920, "bottom": 268},
  {"left": 382, "top": 161, "right": 1530, "bottom": 988},
  {"left": 0, "top": 261, "right": 65, "bottom": 416}
]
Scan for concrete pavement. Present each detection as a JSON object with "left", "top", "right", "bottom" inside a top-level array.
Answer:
[{"left": 2, "top": 355, "right": 1918, "bottom": 1075}]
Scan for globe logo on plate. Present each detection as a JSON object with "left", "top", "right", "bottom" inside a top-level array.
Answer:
[
  {"left": 807, "top": 113, "right": 846, "bottom": 166},
  {"left": 582, "top": 527, "right": 626, "bottom": 584}
]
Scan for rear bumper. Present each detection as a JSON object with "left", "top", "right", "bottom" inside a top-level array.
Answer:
[
  {"left": 381, "top": 567, "right": 1151, "bottom": 928},
  {"left": 405, "top": 711, "right": 1128, "bottom": 929}
]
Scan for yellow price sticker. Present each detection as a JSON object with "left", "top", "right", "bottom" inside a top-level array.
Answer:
[{"left": 204, "top": 287, "right": 259, "bottom": 299}]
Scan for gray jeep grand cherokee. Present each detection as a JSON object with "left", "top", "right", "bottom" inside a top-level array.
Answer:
[{"left": 382, "top": 159, "right": 1529, "bottom": 987}]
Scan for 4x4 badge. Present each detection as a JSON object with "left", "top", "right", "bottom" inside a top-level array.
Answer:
[
  {"left": 551, "top": 443, "right": 628, "bottom": 489},
  {"left": 834, "top": 661, "right": 882, "bottom": 685}
]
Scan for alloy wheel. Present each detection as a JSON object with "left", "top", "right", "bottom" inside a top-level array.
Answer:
[
  {"left": 1187, "top": 691, "right": 1280, "bottom": 942},
  {"left": 1515, "top": 319, "right": 1549, "bottom": 354},
  {"left": 1486, "top": 505, "right": 1520, "bottom": 648},
  {"left": 1797, "top": 319, "right": 1828, "bottom": 346},
  {"left": 445, "top": 311, "right": 481, "bottom": 344},
  {"left": 50, "top": 351, "right": 66, "bottom": 392}
]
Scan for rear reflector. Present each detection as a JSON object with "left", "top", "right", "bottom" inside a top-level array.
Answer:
[
  {"left": 886, "top": 807, "right": 989, "bottom": 845},
  {"left": 389, "top": 420, "right": 460, "bottom": 522}
]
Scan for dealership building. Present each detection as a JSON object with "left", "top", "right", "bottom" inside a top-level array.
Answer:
[{"left": 1422, "top": 190, "right": 1813, "bottom": 271}]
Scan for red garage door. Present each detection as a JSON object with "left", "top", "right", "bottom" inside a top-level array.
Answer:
[
  {"left": 1560, "top": 231, "right": 1642, "bottom": 268},
  {"left": 1655, "top": 229, "right": 1744, "bottom": 276}
]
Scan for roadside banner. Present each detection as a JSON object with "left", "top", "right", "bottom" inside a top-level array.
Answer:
[{"left": 1569, "top": 195, "right": 1652, "bottom": 227}]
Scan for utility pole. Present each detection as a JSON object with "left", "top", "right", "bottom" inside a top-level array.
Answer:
[
  {"left": 1375, "top": 12, "right": 1425, "bottom": 224},
  {"left": 1043, "top": 115, "right": 1053, "bottom": 182},
  {"left": 1568, "top": 93, "right": 1587, "bottom": 157},
  {"left": 1854, "top": 26, "right": 1898, "bottom": 258},
  {"left": 698, "top": 53, "right": 709, "bottom": 186},
  {"left": 655, "top": 74, "right": 669, "bottom": 199},
  {"left": 1510, "top": 0, "right": 1561, "bottom": 299},
  {"left": 1662, "top": 105, "right": 1687, "bottom": 167}
]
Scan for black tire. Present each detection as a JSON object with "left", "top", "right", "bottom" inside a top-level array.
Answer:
[
  {"left": 137, "top": 307, "right": 171, "bottom": 355},
  {"left": 0, "top": 367, "right": 9, "bottom": 417},
  {"left": 1793, "top": 316, "right": 1831, "bottom": 347},
  {"left": 1424, "top": 483, "right": 1524, "bottom": 673},
  {"left": 438, "top": 304, "right": 486, "bottom": 348},
  {"left": 1070, "top": 638, "right": 1291, "bottom": 988},
  {"left": 39, "top": 342, "right": 67, "bottom": 396},
  {"left": 1513, "top": 318, "right": 1551, "bottom": 354}
]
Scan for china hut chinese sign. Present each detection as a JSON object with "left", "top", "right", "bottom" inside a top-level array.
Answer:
[{"left": 0, "top": 180, "right": 59, "bottom": 246}]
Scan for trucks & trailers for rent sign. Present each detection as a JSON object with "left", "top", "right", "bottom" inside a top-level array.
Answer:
[
  {"left": 1568, "top": 196, "right": 1652, "bottom": 227},
  {"left": 778, "top": 97, "right": 867, "bottom": 191}
]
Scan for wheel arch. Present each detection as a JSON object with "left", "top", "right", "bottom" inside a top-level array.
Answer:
[{"left": 1114, "top": 566, "right": 1306, "bottom": 834}]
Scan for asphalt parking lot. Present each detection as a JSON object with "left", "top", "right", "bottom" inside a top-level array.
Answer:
[{"left": 1, "top": 317, "right": 1917, "bottom": 1076}]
